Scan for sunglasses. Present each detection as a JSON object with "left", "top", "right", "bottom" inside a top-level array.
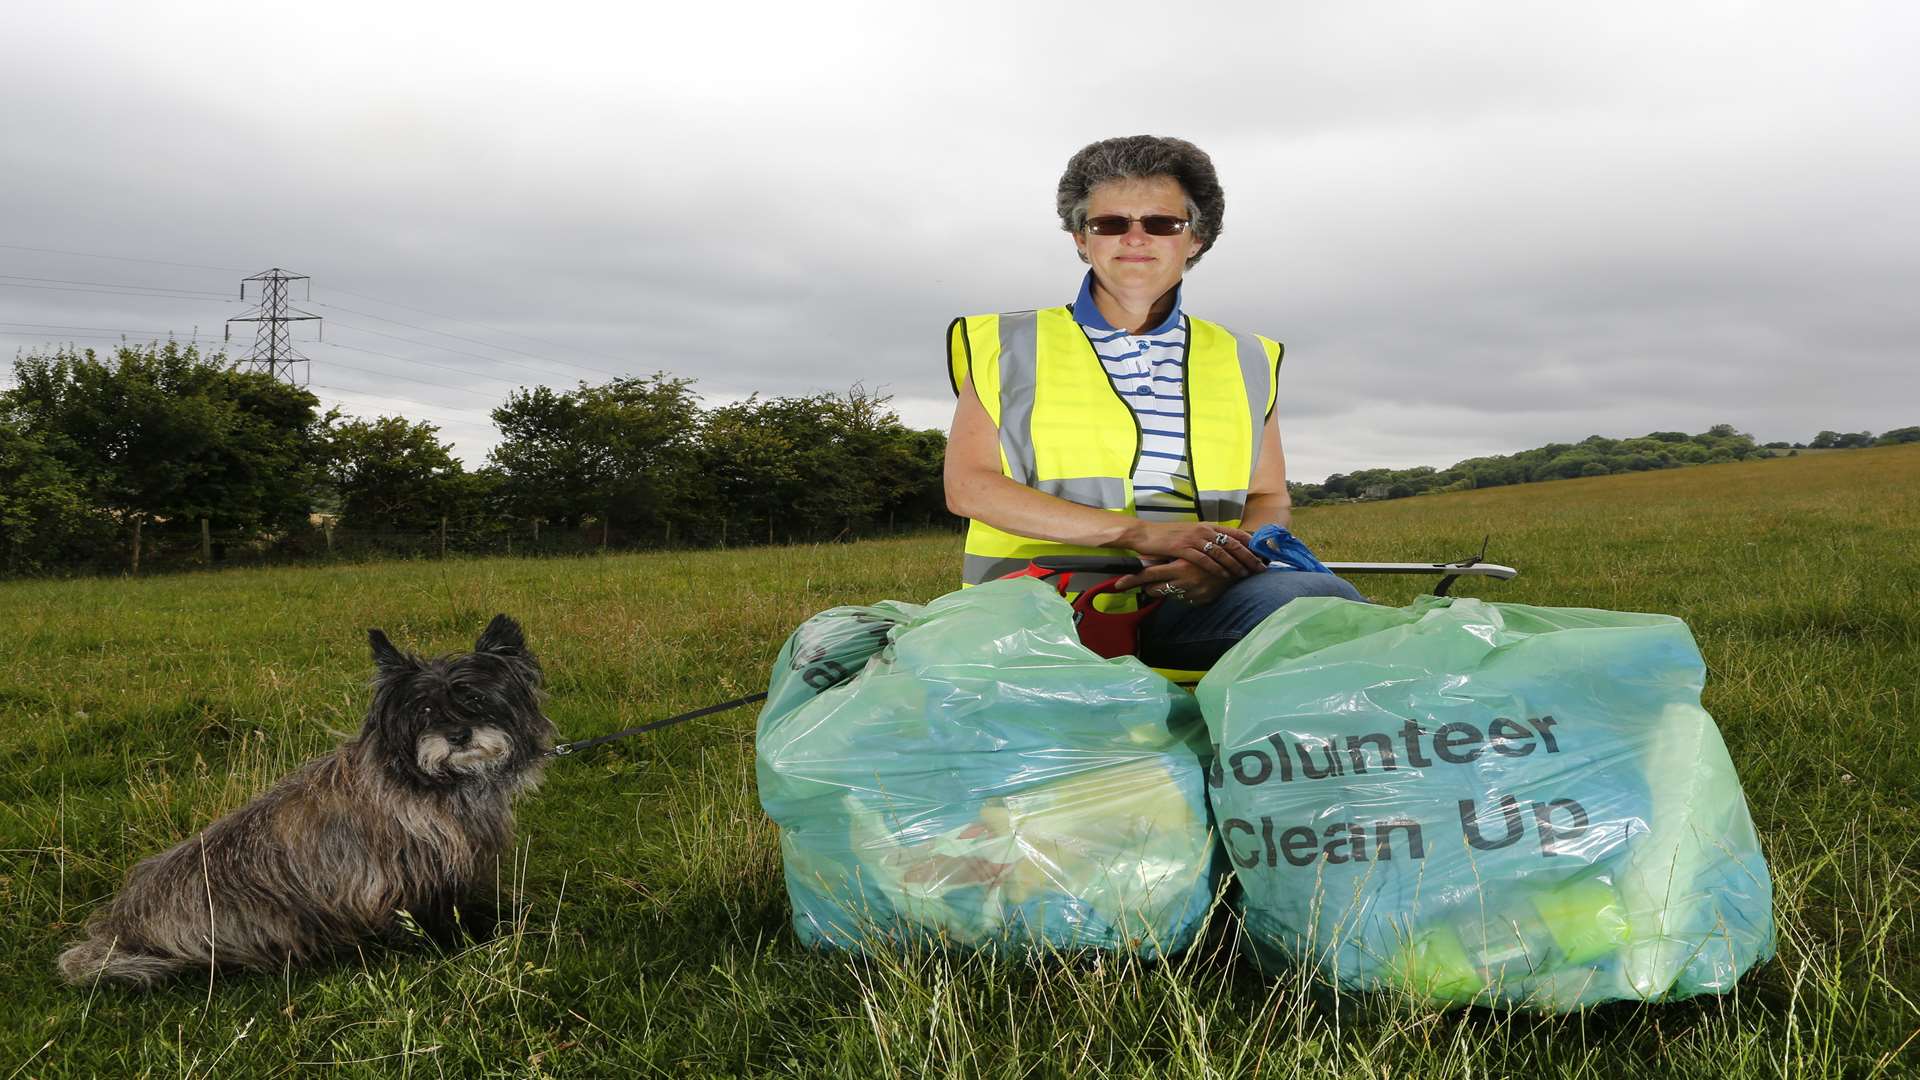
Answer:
[{"left": 1083, "top": 215, "right": 1192, "bottom": 237}]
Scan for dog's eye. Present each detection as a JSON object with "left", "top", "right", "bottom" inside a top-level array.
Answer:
[{"left": 459, "top": 691, "right": 486, "bottom": 709}]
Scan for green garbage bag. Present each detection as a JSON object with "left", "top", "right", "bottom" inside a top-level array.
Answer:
[
  {"left": 757, "top": 578, "right": 1218, "bottom": 955},
  {"left": 1197, "top": 595, "right": 1774, "bottom": 1009}
]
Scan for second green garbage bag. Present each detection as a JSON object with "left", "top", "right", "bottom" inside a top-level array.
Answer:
[
  {"left": 1198, "top": 595, "right": 1774, "bottom": 1009},
  {"left": 756, "top": 578, "right": 1217, "bottom": 955}
]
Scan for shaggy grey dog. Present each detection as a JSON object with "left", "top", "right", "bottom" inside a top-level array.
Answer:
[{"left": 58, "top": 614, "right": 554, "bottom": 987}]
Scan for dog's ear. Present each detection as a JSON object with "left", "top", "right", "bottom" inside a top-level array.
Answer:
[
  {"left": 369, "top": 628, "right": 412, "bottom": 671},
  {"left": 476, "top": 614, "right": 526, "bottom": 656}
]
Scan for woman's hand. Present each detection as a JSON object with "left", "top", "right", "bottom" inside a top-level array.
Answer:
[
  {"left": 1114, "top": 556, "right": 1239, "bottom": 605},
  {"left": 1119, "top": 520, "right": 1266, "bottom": 581}
]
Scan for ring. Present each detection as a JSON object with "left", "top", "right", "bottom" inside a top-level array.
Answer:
[
  {"left": 1201, "top": 540, "right": 1217, "bottom": 554},
  {"left": 1158, "top": 583, "right": 1187, "bottom": 601},
  {"left": 1212, "top": 532, "right": 1232, "bottom": 546}
]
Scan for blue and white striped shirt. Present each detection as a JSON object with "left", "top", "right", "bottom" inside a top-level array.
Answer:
[{"left": 1071, "top": 272, "right": 1196, "bottom": 523}]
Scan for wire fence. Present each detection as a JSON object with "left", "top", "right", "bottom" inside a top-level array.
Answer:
[{"left": 21, "top": 511, "right": 962, "bottom": 579}]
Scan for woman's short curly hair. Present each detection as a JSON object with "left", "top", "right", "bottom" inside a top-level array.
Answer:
[{"left": 1057, "top": 135, "right": 1225, "bottom": 268}]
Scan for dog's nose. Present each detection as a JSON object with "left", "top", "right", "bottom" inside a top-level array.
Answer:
[{"left": 450, "top": 727, "right": 473, "bottom": 748}]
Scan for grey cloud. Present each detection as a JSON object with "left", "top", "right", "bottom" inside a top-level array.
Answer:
[{"left": 3, "top": 2, "right": 1917, "bottom": 486}]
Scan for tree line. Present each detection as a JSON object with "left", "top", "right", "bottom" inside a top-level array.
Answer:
[
  {"left": 1286, "top": 424, "right": 1920, "bottom": 506},
  {"left": 0, "top": 343, "right": 950, "bottom": 576},
  {"left": 5, "top": 342, "right": 1915, "bottom": 577}
]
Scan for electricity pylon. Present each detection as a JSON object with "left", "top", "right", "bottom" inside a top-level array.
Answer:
[{"left": 226, "top": 268, "right": 321, "bottom": 386}]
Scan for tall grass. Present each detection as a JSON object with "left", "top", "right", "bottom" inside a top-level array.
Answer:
[{"left": 2, "top": 446, "right": 1916, "bottom": 1077}]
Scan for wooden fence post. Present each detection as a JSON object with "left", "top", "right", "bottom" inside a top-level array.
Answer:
[
  {"left": 603, "top": 511, "right": 611, "bottom": 552},
  {"left": 720, "top": 517, "right": 728, "bottom": 548},
  {"left": 665, "top": 520, "right": 673, "bottom": 546},
  {"left": 130, "top": 517, "right": 142, "bottom": 576},
  {"left": 201, "top": 518, "right": 211, "bottom": 564},
  {"left": 532, "top": 518, "right": 540, "bottom": 547},
  {"left": 439, "top": 515, "right": 448, "bottom": 559},
  {"left": 324, "top": 520, "right": 334, "bottom": 555}
]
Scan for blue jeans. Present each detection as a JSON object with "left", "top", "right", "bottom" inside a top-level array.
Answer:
[{"left": 1137, "top": 569, "right": 1367, "bottom": 670}]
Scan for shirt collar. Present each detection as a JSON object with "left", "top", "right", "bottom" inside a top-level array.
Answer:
[{"left": 1071, "top": 270, "right": 1184, "bottom": 336}]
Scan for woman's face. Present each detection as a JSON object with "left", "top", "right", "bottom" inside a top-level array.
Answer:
[{"left": 1073, "top": 175, "right": 1202, "bottom": 302}]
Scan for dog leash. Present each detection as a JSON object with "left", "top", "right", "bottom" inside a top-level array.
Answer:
[{"left": 547, "top": 690, "right": 769, "bottom": 758}]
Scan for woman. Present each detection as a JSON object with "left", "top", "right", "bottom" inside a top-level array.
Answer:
[{"left": 944, "top": 135, "right": 1364, "bottom": 671}]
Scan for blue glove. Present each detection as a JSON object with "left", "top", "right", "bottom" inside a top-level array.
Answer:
[{"left": 1247, "top": 524, "right": 1332, "bottom": 574}]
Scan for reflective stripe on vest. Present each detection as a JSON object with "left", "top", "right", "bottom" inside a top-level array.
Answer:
[{"left": 948, "top": 305, "right": 1282, "bottom": 587}]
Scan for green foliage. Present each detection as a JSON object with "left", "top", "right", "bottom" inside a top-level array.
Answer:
[
  {"left": 1, "top": 342, "right": 324, "bottom": 538},
  {"left": 1875, "top": 426, "right": 1920, "bottom": 445},
  {"left": 0, "top": 417, "right": 104, "bottom": 574},
  {"left": 322, "top": 415, "right": 469, "bottom": 532},
  {"left": 487, "top": 380, "right": 948, "bottom": 545},
  {"left": 695, "top": 387, "right": 941, "bottom": 538},
  {"left": 1809, "top": 429, "right": 1876, "bottom": 449},
  {"left": 488, "top": 373, "right": 703, "bottom": 533},
  {"left": 1291, "top": 425, "right": 1770, "bottom": 506}
]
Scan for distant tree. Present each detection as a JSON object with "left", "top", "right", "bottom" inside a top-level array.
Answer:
[
  {"left": 1538, "top": 451, "right": 1603, "bottom": 480},
  {"left": 0, "top": 417, "right": 101, "bottom": 574},
  {"left": 323, "top": 415, "right": 467, "bottom": 533},
  {"left": 1834, "top": 431, "right": 1876, "bottom": 449},
  {"left": 1876, "top": 426, "right": 1920, "bottom": 445},
  {"left": 488, "top": 373, "right": 701, "bottom": 534},
  {"left": 3, "top": 343, "right": 323, "bottom": 567},
  {"left": 694, "top": 396, "right": 801, "bottom": 542},
  {"left": 1810, "top": 430, "right": 1841, "bottom": 449},
  {"left": 887, "top": 427, "right": 952, "bottom": 527},
  {"left": 733, "top": 389, "right": 899, "bottom": 537},
  {"left": 487, "top": 385, "right": 598, "bottom": 527}
]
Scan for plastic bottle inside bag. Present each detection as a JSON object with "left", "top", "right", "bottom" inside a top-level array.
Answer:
[{"left": 1400, "top": 875, "right": 1629, "bottom": 998}]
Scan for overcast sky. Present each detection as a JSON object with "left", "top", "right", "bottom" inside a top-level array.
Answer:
[{"left": 2, "top": 2, "right": 1915, "bottom": 483}]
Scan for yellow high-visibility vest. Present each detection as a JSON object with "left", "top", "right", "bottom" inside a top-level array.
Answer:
[{"left": 947, "top": 305, "right": 1282, "bottom": 591}]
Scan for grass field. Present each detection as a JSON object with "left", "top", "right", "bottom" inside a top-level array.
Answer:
[{"left": 3, "top": 446, "right": 1917, "bottom": 1078}]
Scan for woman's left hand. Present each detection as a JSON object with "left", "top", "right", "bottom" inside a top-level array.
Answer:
[{"left": 1114, "top": 556, "right": 1240, "bottom": 605}]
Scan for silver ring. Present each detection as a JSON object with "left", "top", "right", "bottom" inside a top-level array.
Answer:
[
  {"left": 1158, "top": 583, "right": 1187, "bottom": 601},
  {"left": 1201, "top": 540, "right": 1217, "bottom": 554},
  {"left": 1212, "top": 532, "right": 1232, "bottom": 546}
]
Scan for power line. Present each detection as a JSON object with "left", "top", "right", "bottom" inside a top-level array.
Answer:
[
  {"left": 322, "top": 318, "right": 592, "bottom": 385},
  {"left": 317, "top": 352, "right": 508, "bottom": 401},
  {"left": 0, "top": 242, "right": 248, "bottom": 274},
  {"left": 317, "top": 339, "right": 532, "bottom": 389},
  {"left": 3, "top": 242, "right": 645, "bottom": 382},
  {"left": 0, "top": 327, "right": 504, "bottom": 412},
  {"left": 313, "top": 303, "right": 633, "bottom": 382},
  {"left": 0, "top": 281, "right": 239, "bottom": 302},
  {"left": 0, "top": 316, "right": 526, "bottom": 394},
  {"left": 0, "top": 320, "right": 214, "bottom": 337},
  {"left": 309, "top": 383, "right": 497, "bottom": 430},
  {"left": 0, "top": 244, "right": 673, "bottom": 403},
  {"left": 313, "top": 285, "right": 639, "bottom": 370},
  {"left": 0, "top": 329, "right": 211, "bottom": 346},
  {"left": 0, "top": 273, "right": 233, "bottom": 298}
]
